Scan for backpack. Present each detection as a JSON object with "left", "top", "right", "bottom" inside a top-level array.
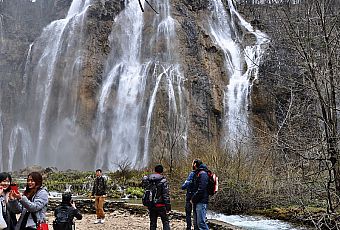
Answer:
[
  {"left": 206, "top": 170, "right": 218, "bottom": 195},
  {"left": 53, "top": 206, "right": 73, "bottom": 230},
  {"left": 142, "top": 180, "right": 160, "bottom": 207}
]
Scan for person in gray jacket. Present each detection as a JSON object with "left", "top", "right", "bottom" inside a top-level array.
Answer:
[{"left": 8, "top": 172, "right": 48, "bottom": 230}]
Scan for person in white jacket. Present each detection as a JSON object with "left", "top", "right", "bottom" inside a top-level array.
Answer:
[
  {"left": 0, "top": 172, "right": 17, "bottom": 230},
  {"left": 8, "top": 172, "right": 48, "bottom": 230}
]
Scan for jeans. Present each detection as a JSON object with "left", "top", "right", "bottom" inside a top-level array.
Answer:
[
  {"left": 193, "top": 203, "right": 209, "bottom": 230},
  {"left": 95, "top": 195, "right": 105, "bottom": 219},
  {"left": 185, "top": 201, "right": 192, "bottom": 230},
  {"left": 149, "top": 206, "right": 170, "bottom": 230}
]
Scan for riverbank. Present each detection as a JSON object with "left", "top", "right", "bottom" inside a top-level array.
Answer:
[
  {"left": 46, "top": 201, "right": 242, "bottom": 230},
  {"left": 46, "top": 210, "right": 187, "bottom": 230},
  {"left": 46, "top": 211, "right": 242, "bottom": 230}
]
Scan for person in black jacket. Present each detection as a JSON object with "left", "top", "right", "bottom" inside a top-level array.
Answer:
[
  {"left": 181, "top": 170, "right": 195, "bottom": 230},
  {"left": 142, "top": 164, "right": 171, "bottom": 230},
  {"left": 53, "top": 193, "right": 82, "bottom": 230},
  {"left": 91, "top": 169, "right": 107, "bottom": 224},
  {"left": 191, "top": 159, "right": 209, "bottom": 230}
]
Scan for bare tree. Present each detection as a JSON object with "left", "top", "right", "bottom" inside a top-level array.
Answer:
[
  {"left": 258, "top": 0, "right": 340, "bottom": 212},
  {"left": 115, "top": 157, "right": 132, "bottom": 185}
]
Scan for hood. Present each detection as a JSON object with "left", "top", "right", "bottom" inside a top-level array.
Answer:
[{"left": 198, "top": 164, "right": 208, "bottom": 170}]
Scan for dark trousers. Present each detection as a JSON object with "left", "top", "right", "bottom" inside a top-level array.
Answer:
[
  {"left": 185, "top": 201, "right": 193, "bottom": 230},
  {"left": 149, "top": 206, "right": 170, "bottom": 230}
]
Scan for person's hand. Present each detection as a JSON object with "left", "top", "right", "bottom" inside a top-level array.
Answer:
[
  {"left": 9, "top": 190, "right": 21, "bottom": 200},
  {"left": 0, "top": 186, "right": 3, "bottom": 195},
  {"left": 71, "top": 200, "right": 76, "bottom": 208},
  {"left": 166, "top": 204, "right": 171, "bottom": 213}
]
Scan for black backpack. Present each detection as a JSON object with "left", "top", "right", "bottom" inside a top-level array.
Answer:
[
  {"left": 53, "top": 206, "right": 73, "bottom": 230},
  {"left": 142, "top": 180, "right": 160, "bottom": 207}
]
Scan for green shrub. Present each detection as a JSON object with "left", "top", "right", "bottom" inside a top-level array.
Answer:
[{"left": 125, "top": 187, "right": 144, "bottom": 198}]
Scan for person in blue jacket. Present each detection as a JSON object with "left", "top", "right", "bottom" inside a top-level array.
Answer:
[
  {"left": 191, "top": 159, "right": 209, "bottom": 230},
  {"left": 181, "top": 169, "right": 195, "bottom": 230}
]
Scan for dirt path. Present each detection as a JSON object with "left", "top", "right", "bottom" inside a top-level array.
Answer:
[{"left": 46, "top": 210, "right": 187, "bottom": 230}]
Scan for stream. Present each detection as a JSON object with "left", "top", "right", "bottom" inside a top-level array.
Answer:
[{"left": 207, "top": 211, "right": 307, "bottom": 230}]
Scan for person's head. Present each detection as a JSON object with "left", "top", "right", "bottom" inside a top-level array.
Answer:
[
  {"left": 192, "top": 159, "right": 202, "bottom": 170},
  {"left": 62, "top": 192, "right": 72, "bottom": 205},
  {"left": 24, "top": 171, "right": 43, "bottom": 199},
  {"left": 0, "top": 172, "right": 12, "bottom": 192},
  {"left": 95, "top": 169, "right": 102, "bottom": 177},
  {"left": 27, "top": 172, "right": 43, "bottom": 189},
  {"left": 154, "top": 164, "right": 163, "bottom": 174}
]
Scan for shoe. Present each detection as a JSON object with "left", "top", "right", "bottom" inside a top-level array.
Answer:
[
  {"left": 100, "top": 219, "right": 105, "bottom": 224},
  {"left": 94, "top": 219, "right": 100, "bottom": 224}
]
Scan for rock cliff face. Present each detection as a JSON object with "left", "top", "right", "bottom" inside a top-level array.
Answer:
[
  {"left": 0, "top": 0, "right": 273, "bottom": 170},
  {"left": 171, "top": 0, "right": 227, "bottom": 146}
]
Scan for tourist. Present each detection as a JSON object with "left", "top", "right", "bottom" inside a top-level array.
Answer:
[
  {"left": 181, "top": 170, "right": 195, "bottom": 230},
  {"left": 191, "top": 159, "right": 209, "bottom": 230},
  {"left": 91, "top": 169, "right": 107, "bottom": 224},
  {"left": 8, "top": 172, "right": 48, "bottom": 230},
  {"left": 0, "top": 172, "right": 17, "bottom": 230},
  {"left": 53, "top": 192, "right": 82, "bottom": 230},
  {"left": 142, "top": 164, "right": 171, "bottom": 230}
]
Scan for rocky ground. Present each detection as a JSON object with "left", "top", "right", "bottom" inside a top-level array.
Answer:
[
  {"left": 45, "top": 210, "right": 242, "bottom": 230},
  {"left": 46, "top": 210, "right": 186, "bottom": 229}
]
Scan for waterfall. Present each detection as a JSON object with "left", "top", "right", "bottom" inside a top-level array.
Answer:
[
  {"left": 93, "top": 0, "right": 186, "bottom": 170},
  {"left": 142, "top": 0, "right": 187, "bottom": 166},
  {"left": 0, "top": 14, "right": 3, "bottom": 51},
  {"left": 236, "top": 0, "right": 302, "bottom": 4},
  {"left": 93, "top": 0, "right": 145, "bottom": 170},
  {"left": 22, "top": 43, "right": 33, "bottom": 94},
  {"left": 6, "top": 0, "right": 92, "bottom": 170},
  {"left": 208, "top": 0, "right": 269, "bottom": 150},
  {"left": 8, "top": 124, "right": 32, "bottom": 171},
  {"left": 2, "top": 0, "right": 270, "bottom": 171}
]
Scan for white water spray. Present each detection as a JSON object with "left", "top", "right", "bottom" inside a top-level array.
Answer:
[
  {"left": 6, "top": 0, "right": 92, "bottom": 170},
  {"left": 0, "top": 14, "right": 4, "bottom": 51},
  {"left": 94, "top": 0, "right": 187, "bottom": 170},
  {"left": 208, "top": 0, "right": 269, "bottom": 149},
  {"left": 8, "top": 124, "right": 32, "bottom": 171}
]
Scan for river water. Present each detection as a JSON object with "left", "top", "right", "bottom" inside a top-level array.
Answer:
[{"left": 207, "top": 211, "right": 307, "bottom": 230}]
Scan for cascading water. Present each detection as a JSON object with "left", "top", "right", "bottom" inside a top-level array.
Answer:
[
  {"left": 92, "top": 0, "right": 145, "bottom": 169},
  {"left": 6, "top": 0, "right": 92, "bottom": 170},
  {"left": 208, "top": 0, "right": 269, "bottom": 150},
  {"left": 1, "top": 0, "right": 268, "bottom": 171},
  {"left": 93, "top": 0, "right": 186, "bottom": 170},
  {"left": 0, "top": 14, "right": 3, "bottom": 49},
  {"left": 8, "top": 124, "right": 32, "bottom": 171}
]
